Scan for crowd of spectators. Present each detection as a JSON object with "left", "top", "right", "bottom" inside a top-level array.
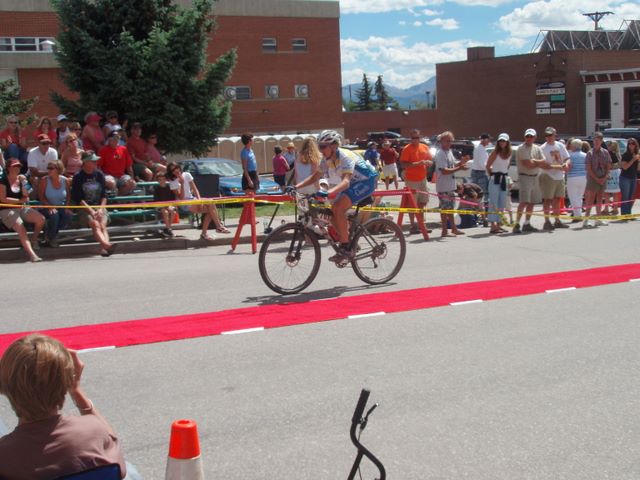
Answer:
[{"left": 0, "top": 111, "right": 228, "bottom": 261}]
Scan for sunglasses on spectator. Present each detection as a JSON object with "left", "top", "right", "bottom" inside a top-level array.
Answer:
[
  {"left": 525, "top": 135, "right": 534, "bottom": 138},
  {"left": 411, "top": 137, "right": 420, "bottom": 140},
  {"left": 40, "top": 141, "right": 51, "bottom": 145},
  {"left": 8, "top": 121, "right": 17, "bottom": 124},
  {"left": 47, "top": 166, "right": 56, "bottom": 170}
]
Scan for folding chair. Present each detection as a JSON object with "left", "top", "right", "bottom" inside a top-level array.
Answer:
[
  {"left": 54, "top": 463, "right": 121, "bottom": 480},
  {"left": 191, "top": 174, "right": 223, "bottom": 226}
]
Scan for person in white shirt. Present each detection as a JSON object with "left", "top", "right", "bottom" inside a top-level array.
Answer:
[
  {"left": 539, "top": 126, "right": 570, "bottom": 231},
  {"left": 27, "top": 134, "right": 59, "bottom": 193},
  {"left": 471, "top": 133, "right": 491, "bottom": 225}
]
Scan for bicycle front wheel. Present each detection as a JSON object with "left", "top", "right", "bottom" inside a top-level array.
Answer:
[
  {"left": 258, "top": 223, "right": 321, "bottom": 295},
  {"left": 351, "top": 217, "right": 406, "bottom": 285}
]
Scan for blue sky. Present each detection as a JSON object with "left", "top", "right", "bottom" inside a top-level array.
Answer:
[{"left": 339, "top": 0, "right": 638, "bottom": 88}]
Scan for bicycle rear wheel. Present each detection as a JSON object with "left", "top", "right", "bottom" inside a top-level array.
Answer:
[
  {"left": 258, "top": 223, "right": 321, "bottom": 295},
  {"left": 351, "top": 218, "right": 406, "bottom": 285}
]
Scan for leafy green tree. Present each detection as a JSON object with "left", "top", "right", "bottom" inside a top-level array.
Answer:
[
  {"left": 51, "top": 0, "right": 237, "bottom": 156},
  {"left": 0, "top": 79, "right": 37, "bottom": 125},
  {"left": 355, "top": 73, "right": 374, "bottom": 111},
  {"left": 373, "top": 75, "right": 396, "bottom": 110}
]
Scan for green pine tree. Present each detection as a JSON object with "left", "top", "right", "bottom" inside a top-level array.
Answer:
[
  {"left": 355, "top": 74, "right": 374, "bottom": 111},
  {"left": 51, "top": 0, "right": 237, "bottom": 156},
  {"left": 374, "top": 75, "right": 395, "bottom": 110},
  {"left": 0, "top": 79, "right": 37, "bottom": 125}
]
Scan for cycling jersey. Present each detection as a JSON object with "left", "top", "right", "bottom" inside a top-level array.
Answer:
[
  {"left": 320, "top": 148, "right": 379, "bottom": 204},
  {"left": 320, "top": 148, "right": 378, "bottom": 184}
]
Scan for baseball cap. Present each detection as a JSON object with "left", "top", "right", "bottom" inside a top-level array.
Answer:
[
  {"left": 544, "top": 126, "right": 556, "bottom": 135},
  {"left": 524, "top": 128, "right": 537, "bottom": 137},
  {"left": 479, "top": 133, "right": 491, "bottom": 140},
  {"left": 6, "top": 158, "right": 21, "bottom": 169},
  {"left": 37, "top": 134, "right": 52, "bottom": 143},
  {"left": 81, "top": 151, "right": 100, "bottom": 162},
  {"left": 497, "top": 133, "right": 510, "bottom": 142},
  {"left": 593, "top": 131, "right": 604, "bottom": 139},
  {"left": 107, "top": 129, "right": 122, "bottom": 138},
  {"left": 56, "top": 114, "right": 68, "bottom": 122}
]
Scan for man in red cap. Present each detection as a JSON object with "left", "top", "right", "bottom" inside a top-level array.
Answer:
[{"left": 27, "top": 133, "right": 58, "bottom": 192}]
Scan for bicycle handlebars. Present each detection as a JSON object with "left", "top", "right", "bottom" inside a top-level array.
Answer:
[{"left": 348, "top": 389, "right": 386, "bottom": 480}]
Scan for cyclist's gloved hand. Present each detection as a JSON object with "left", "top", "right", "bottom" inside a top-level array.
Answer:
[
  {"left": 315, "top": 190, "right": 329, "bottom": 198},
  {"left": 285, "top": 185, "right": 296, "bottom": 194}
]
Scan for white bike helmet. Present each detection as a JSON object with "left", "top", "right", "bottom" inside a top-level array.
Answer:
[{"left": 317, "top": 130, "right": 342, "bottom": 146}]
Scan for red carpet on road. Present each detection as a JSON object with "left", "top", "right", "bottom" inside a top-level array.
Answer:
[{"left": 1, "top": 263, "right": 638, "bottom": 354}]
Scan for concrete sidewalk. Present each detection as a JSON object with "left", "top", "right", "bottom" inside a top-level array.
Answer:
[{"left": 0, "top": 208, "right": 444, "bottom": 263}]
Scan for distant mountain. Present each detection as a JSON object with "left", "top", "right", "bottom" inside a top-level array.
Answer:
[{"left": 342, "top": 76, "right": 436, "bottom": 109}]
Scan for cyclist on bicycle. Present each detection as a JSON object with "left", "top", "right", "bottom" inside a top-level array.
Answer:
[{"left": 296, "top": 130, "right": 379, "bottom": 263}]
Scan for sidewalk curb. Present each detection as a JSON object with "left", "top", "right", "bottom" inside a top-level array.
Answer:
[{"left": 0, "top": 221, "right": 443, "bottom": 263}]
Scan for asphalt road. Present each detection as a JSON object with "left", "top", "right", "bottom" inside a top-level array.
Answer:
[{"left": 1, "top": 220, "right": 639, "bottom": 479}]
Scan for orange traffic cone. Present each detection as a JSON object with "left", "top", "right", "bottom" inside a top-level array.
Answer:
[
  {"left": 165, "top": 419, "right": 204, "bottom": 480},
  {"left": 172, "top": 210, "right": 180, "bottom": 224}
]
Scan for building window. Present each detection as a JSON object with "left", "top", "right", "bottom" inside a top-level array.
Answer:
[
  {"left": 292, "top": 38, "right": 307, "bottom": 52},
  {"left": 626, "top": 87, "right": 640, "bottom": 126},
  {"left": 262, "top": 37, "right": 277, "bottom": 53},
  {"left": 595, "top": 88, "right": 611, "bottom": 121},
  {"left": 294, "top": 84, "right": 309, "bottom": 98},
  {"left": 265, "top": 85, "right": 279, "bottom": 99},
  {"left": 224, "top": 86, "right": 251, "bottom": 101},
  {"left": 0, "top": 37, "right": 56, "bottom": 52}
]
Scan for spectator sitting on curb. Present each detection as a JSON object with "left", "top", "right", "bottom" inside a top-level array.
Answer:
[
  {"left": 153, "top": 171, "right": 176, "bottom": 238},
  {"left": 166, "top": 162, "right": 230, "bottom": 241},
  {"left": 98, "top": 130, "right": 136, "bottom": 196},
  {"left": 456, "top": 180, "right": 483, "bottom": 228},
  {"left": 0, "top": 158, "right": 44, "bottom": 262},
  {"left": 0, "top": 334, "right": 141, "bottom": 480},
  {"left": 71, "top": 151, "right": 116, "bottom": 257}
]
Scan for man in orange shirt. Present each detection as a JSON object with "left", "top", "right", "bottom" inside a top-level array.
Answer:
[{"left": 400, "top": 129, "right": 432, "bottom": 233}]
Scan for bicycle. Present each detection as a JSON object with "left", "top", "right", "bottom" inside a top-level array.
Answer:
[
  {"left": 348, "top": 388, "right": 386, "bottom": 480},
  {"left": 258, "top": 191, "right": 406, "bottom": 295}
]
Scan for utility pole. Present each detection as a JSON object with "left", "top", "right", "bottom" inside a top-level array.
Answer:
[{"left": 582, "top": 11, "right": 613, "bottom": 31}]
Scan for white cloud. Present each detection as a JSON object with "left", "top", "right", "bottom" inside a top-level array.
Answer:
[
  {"left": 413, "top": 20, "right": 423, "bottom": 27},
  {"left": 398, "top": 20, "right": 407, "bottom": 25},
  {"left": 498, "top": 0, "right": 639, "bottom": 47},
  {"left": 426, "top": 18, "right": 460, "bottom": 30},
  {"left": 340, "top": 0, "right": 511, "bottom": 14},
  {"left": 421, "top": 8, "right": 442, "bottom": 16},
  {"left": 341, "top": 36, "right": 480, "bottom": 88}
]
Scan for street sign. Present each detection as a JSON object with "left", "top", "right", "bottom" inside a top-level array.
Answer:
[
  {"left": 536, "top": 101, "right": 551, "bottom": 109},
  {"left": 536, "top": 81, "right": 566, "bottom": 96},
  {"left": 537, "top": 108, "right": 551, "bottom": 115}
]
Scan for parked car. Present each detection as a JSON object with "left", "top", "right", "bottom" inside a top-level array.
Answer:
[
  {"left": 179, "top": 157, "right": 282, "bottom": 196},
  {"left": 603, "top": 127, "right": 640, "bottom": 140}
]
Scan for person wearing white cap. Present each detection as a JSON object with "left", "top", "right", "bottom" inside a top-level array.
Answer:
[
  {"left": 539, "top": 126, "right": 570, "bottom": 230},
  {"left": 513, "top": 128, "right": 547, "bottom": 233},
  {"left": 55, "top": 114, "right": 70, "bottom": 147},
  {"left": 485, "top": 133, "right": 511, "bottom": 234}
]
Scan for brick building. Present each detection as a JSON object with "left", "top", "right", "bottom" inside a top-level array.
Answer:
[
  {"left": 436, "top": 22, "right": 640, "bottom": 139},
  {"left": 0, "top": 0, "right": 342, "bottom": 137}
]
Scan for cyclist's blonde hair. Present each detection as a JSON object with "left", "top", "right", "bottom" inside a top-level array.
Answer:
[{"left": 299, "top": 137, "right": 321, "bottom": 166}]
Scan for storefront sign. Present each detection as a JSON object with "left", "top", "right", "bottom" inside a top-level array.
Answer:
[{"left": 536, "top": 81, "right": 566, "bottom": 95}]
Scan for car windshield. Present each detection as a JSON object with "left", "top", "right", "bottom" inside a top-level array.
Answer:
[{"left": 195, "top": 159, "right": 243, "bottom": 176}]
